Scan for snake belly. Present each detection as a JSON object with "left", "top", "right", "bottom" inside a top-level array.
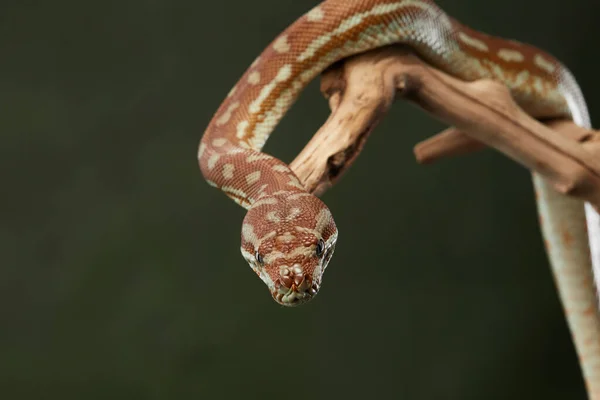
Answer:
[{"left": 198, "top": 0, "right": 600, "bottom": 395}]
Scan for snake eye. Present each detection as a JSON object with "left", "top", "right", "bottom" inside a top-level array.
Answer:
[
  {"left": 316, "top": 239, "right": 325, "bottom": 257},
  {"left": 255, "top": 250, "right": 264, "bottom": 265}
]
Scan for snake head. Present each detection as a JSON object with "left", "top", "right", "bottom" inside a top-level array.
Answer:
[{"left": 240, "top": 192, "right": 337, "bottom": 306}]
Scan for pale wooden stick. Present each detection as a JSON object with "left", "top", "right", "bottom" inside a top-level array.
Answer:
[
  {"left": 288, "top": 46, "right": 600, "bottom": 209},
  {"left": 415, "top": 119, "right": 596, "bottom": 164},
  {"left": 414, "top": 127, "right": 485, "bottom": 164}
]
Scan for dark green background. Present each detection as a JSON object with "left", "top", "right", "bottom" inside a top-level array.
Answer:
[{"left": 3, "top": 0, "right": 600, "bottom": 398}]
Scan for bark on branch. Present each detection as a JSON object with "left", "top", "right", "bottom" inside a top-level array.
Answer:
[{"left": 288, "top": 45, "right": 600, "bottom": 209}]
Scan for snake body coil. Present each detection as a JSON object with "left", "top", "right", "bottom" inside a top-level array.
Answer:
[{"left": 199, "top": 1, "right": 600, "bottom": 395}]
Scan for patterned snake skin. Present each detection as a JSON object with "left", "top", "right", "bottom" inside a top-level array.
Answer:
[{"left": 198, "top": 1, "right": 600, "bottom": 395}]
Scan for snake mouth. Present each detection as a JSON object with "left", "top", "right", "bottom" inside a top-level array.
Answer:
[{"left": 273, "top": 282, "right": 320, "bottom": 307}]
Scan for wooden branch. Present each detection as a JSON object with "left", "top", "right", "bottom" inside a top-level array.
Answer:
[
  {"left": 414, "top": 119, "right": 596, "bottom": 164},
  {"left": 288, "top": 45, "right": 600, "bottom": 209},
  {"left": 414, "top": 127, "right": 485, "bottom": 164}
]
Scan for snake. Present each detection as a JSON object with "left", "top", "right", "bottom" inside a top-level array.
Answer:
[{"left": 198, "top": 0, "right": 600, "bottom": 394}]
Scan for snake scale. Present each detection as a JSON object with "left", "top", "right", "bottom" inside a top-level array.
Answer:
[{"left": 199, "top": 0, "right": 600, "bottom": 395}]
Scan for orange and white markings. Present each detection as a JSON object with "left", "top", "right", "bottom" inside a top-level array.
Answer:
[
  {"left": 457, "top": 31, "right": 488, "bottom": 52},
  {"left": 532, "top": 76, "right": 544, "bottom": 93},
  {"left": 286, "top": 176, "right": 304, "bottom": 189},
  {"left": 212, "top": 138, "right": 228, "bottom": 147},
  {"left": 488, "top": 62, "right": 507, "bottom": 81},
  {"left": 295, "top": 225, "right": 318, "bottom": 238},
  {"left": 287, "top": 208, "right": 302, "bottom": 220},
  {"left": 404, "top": 0, "right": 451, "bottom": 23},
  {"left": 250, "top": 87, "right": 295, "bottom": 148},
  {"left": 226, "top": 147, "right": 245, "bottom": 155},
  {"left": 248, "top": 64, "right": 293, "bottom": 113},
  {"left": 236, "top": 121, "right": 249, "bottom": 139},
  {"left": 207, "top": 153, "right": 220, "bottom": 170},
  {"left": 223, "top": 186, "right": 251, "bottom": 208},
  {"left": 264, "top": 245, "right": 316, "bottom": 264},
  {"left": 269, "top": 207, "right": 303, "bottom": 223},
  {"left": 242, "top": 223, "right": 259, "bottom": 246},
  {"left": 215, "top": 101, "right": 240, "bottom": 126},
  {"left": 272, "top": 164, "right": 289, "bottom": 172},
  {"left": 287, "top": 192, "right": 312, "bottom": 200},
  {"left": 266, "top": 211, "right": 280, "bottom": 223},
  {"left": 299, "top": 1, "right": 414, "bottom": 62},
  {"left": 252, "top": 197, "right": 278, "bottom": 208},
  {"left": 533, "top": 174, "right": 600, "bottom": 393},
  {"left": 277, "top": 232, "right": 296, "bottom": 243},
  {"left": 246, "top": 153, "right": 271, "bottom": 163},
  {"left": 247, "top": 71, "right": 261, "bottom": 85},
  {"left": 250, "top": 56, "right": 261, "bottom": 68},
  {"left": 513, "top": 70, "right": 530, "bottom": 87},
  {"left": 260, "top": 231, "right": 277, "bottom": 242},
  {"left": 226, "top": 85, "right": 237, "bottom": 98},
  {"left": 497, "top": 48, "right": 525, "bottom": 62},
  {"left": 222, "top": 164, "right": 235, "bottom": 179},
  {"left": 255, "top": 183, "right": 269, "bottom": 197},
  {"left": 534, "top": 53, "right": 556, "bottom": 74},
  {"left": 315, "top": 208, "right": 333, "bottom": 233},
  {"left": 273, "top": 35, "right": 291, "bottom": 53},
  {"left": 270, "top": 190, "right": 295, "bottom": 197},
  {"left": 245, "top": 171, "right": 262, "bottom": 185},
  {"left": 306, "top": 6, "right": 324, "bottom": 21},
  {"left": 292, "top": 208, "right": 333, "bottom": 239},
  {"left": 197, "top": 142, "right": 206, "bottom": 159}
]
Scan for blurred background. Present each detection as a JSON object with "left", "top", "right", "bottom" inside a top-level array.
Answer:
[{"left": 2, "top": 0, "right": 600, "bottom": 398}]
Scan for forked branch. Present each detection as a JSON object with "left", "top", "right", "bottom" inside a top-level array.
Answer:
[{"left": 288, "top": 45, "right": 600, "bottom": 209}]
